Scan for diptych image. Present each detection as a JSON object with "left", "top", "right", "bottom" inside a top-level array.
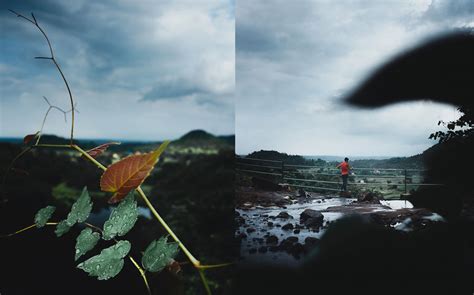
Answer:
[{"left": 1, "top": 1, "right": 473, "bottom": 295}]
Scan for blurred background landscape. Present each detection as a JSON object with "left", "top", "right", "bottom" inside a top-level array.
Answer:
[{"left": 0, "top": 129, "right": 236, "bottom": 295}]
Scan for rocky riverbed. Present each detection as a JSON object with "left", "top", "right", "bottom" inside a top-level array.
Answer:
[{"left": 236, "top": 186, "right": 445, "bottom": 266}]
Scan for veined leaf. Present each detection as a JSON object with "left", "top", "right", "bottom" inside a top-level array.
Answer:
[
  {"left": 75, "top": 228, "right": 100, "bottom": 261},
  {"left": 34, "top": 205, "right": 56, "bottom": 228},
  {"left": 102, "top": 192, "right": 138, "bottom": 240},
  {"left": 55, "top": 220, "right": 72, "bottom": 237},
  {"left": 142, "top": 236, "right": 179, "bottom": 273},
  {"left": 66, "top": 186, "right": 92, "bottom": 226},
  {"left": 85, "top": 142, "right": 121, "bottom": 158},
  {"left": 23, "top": 131, "right": 39, "bottom": 145},
  {"left": 77, "top": 240, "right": 131, "bottom": 280},
  {"left": 100, "top": 141, "right": 170, "bottom": 204}
]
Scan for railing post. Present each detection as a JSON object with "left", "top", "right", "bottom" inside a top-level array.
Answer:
[
  {"left": 281, "top": 161, "right": 285, "bottom": 183},
  {"left": 404, "top": 169, "right": 407, "bottom": 194}
]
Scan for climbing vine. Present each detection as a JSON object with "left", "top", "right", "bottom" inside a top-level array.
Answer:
[{"left": 2, "top": 10, "right": 229, "bottom": 295}]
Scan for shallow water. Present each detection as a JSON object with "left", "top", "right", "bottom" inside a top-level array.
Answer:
[{"left": 237, "top": 197, "right": 416, "bottom": 267}]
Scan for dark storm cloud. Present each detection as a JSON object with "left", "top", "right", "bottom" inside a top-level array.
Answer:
[{"left": 0, "top": 0, "right": 234, "bottom": 140}]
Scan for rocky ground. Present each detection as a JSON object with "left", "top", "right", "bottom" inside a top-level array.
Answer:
[{"left": 236, "top": 178, "right": 445, "bottom": 266}]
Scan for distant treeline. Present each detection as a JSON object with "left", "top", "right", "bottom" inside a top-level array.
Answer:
[{"left": 245, "top": 150, "right": 425, "bottom": 170}]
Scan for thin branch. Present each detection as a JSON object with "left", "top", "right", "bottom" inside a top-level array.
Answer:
[
  {"left": 35, "top": 96, "right": 76, "bottom": 145},
  {"left": 10, "top": 10, "right": 75, "bottom": 144}
]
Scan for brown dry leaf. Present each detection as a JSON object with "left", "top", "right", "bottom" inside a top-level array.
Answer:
[
  {"left": 100, "top": 141, "right": 170, "bottom": 203},
  {"left": 85, "top": 142, "right": 121, "bottom": 158}
]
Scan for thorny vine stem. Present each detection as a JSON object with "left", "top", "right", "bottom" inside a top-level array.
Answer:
[
  {"left": 9, "top": 10, "right": 75, "bottom": 144},
  {"left": 0, "top": 222, "right": 151, "bottom": 295},
  {"left": 36, "top": 96, "right": 77, "bottom": 145}
]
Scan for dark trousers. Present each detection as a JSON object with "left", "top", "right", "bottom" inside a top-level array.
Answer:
[{"left": 341, "top": 174, "right": 348, "bottom": 191}]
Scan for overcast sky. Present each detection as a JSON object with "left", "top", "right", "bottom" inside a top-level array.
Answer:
[
  {"left": 236, "top": 0, "right": 474, "bottom": 157},
  {"left": 0, "top": 0, "right": 234, "bottom": 141}
]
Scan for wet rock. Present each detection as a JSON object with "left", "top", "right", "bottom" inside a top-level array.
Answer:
[
  {"left": 298, "top": 188, "right": 309, "bottom": 198},
  {"left": 276, "top": 211, "right": 292, "bottom": 219},
  {"left": 289, "top": 243, "right": 304, "bottom": 258},
  {"left": 300, "top": 209, "right": 324, "bottom": 228},
  {"left": 304, "top": 237, "right": 319, "bottom": 252},
  {"left": 279, "top": 238, "right": 296, "bottom": 251},
  {"left": 286, "top": 236, "right": 298, "bottom": 243},
  {"left": 293, "top": 229, "right": 300, "bottom": 234},
  {"left": 246, "top": 227, "right": 256, "bottom": 233},
  {"left": 236, "top": 233, "right": 247, "bottom": 240},
  {"left": 357, "top": 191, "right": 382, "bottom": 204},
  {"left": 235, "top": 216, "right": 245, "bottom": 226},
  {"left": 275, "top": 224, "right": 281, "bottom": 227},
  {"left": 266, "top": 235, "right": 278, "bottom": 245},
  {"left": 282, "top": 223, "right": 294, "bottom": 230},
  {"left": 267, "top": 221, "right": 274, "bottom": 227}
]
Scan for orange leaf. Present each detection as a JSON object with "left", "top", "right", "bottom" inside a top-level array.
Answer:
[
  {"left": 85, "top": 142, "right": 121, "bottom": 158},
  {"left": 23, "top": 131, "right": 39, "bottom": 145},
  {"left": 100, "top": 141, "right": 170, "bottom": 204}
]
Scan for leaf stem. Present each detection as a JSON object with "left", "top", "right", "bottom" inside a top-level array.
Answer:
[
  {"left": 0, "top": 222, "right": 58, "bottom": 238},
  {"left": 136, "top": 186, "right": 201, "bottom": 267},
  {"left": 129, "top": 256, "right": 151, "bottom": 295},
  {"left": 198, "top": 268, "right": 212, "bottom": 295}
]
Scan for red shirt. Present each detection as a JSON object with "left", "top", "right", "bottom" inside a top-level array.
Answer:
[{"left": 337, "top": 162, "right": 350, "bottom": 175}]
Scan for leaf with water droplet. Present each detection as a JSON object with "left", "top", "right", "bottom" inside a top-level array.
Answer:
[
  {"left": 55, "top": 220, "right": 71, "bottom": 237},
  {"left": 77, "top": 240, "right": 131, "bottom": 280},
  {"left": 75, "top": 228, "right": 101, "bottom": 261},
  {"left": 34, "top": 205, "right": 56, "bottom": 228},
  {"left": 142, "top": 236, "right": 179, "bottom": 273},
  {"left": 102, "top": 192, "right": 138, "bottom": 240},
  {"left": 66, "top": 186, "right": 93, "bottom": 226}
]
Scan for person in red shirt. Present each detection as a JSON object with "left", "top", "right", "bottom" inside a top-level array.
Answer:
[{"left": 336, "top": 157, "right": 351, "bottom": 192}]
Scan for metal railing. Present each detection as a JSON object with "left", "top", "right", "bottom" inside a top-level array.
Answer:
[{"left": 236, "top": 156, "right": 443, "bottom": 199}]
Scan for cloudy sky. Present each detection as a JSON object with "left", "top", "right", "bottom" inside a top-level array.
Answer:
[
  {"left": 0, "top": 0, "right": 234, "bottom": 141},
  {"left": 236, "top": 0, "right": 474, "bottom": 157}
]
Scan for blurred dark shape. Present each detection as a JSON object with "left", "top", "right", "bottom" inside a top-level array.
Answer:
[
  {"left": 345, "top": 31, "right": 474, "bottom": 219},
  {"left": 234, "top": 215, "right": 472, "bottom": 295},
  {"left": 345, "top": 32, "right": 474, "bottom": 108}
]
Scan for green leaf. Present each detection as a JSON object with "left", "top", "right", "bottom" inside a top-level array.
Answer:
[
  {"left": 66, "top": 186, "right": 93, "bottom": 226},
  {"left": 34, "top": 205, "right": 56, "bottom": 228},
  {"left": 55, "top": 220, "right": 72, "bottom": 237},
  {"left": 142, "top": 236, "right": 179, "bottom": 273},
  {"left": 75, "top": 228, "right": 101, "bottom": 261},
  {"left": 77, "top": 240, "right": 131, "bottom": 280},
  {"left": 102, "top": 192, "right": 138, "bottom": 240}
]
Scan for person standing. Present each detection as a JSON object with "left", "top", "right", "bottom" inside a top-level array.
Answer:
[{"left": 337, "top": 157, "right": 351, "bottom": 192}]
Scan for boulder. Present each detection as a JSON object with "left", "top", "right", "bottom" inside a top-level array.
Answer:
[
  {"left": 300, "top": 209, "right": 324, "bottom": 228},
  {"left": 276, "top": 211, "right": 292, "bottom": 219},
  {"left": 266, "top": 235, "right": 278, "bottom": 245},
  {"left": 282, "top": 223, "right": 294, "bottom": 230},
  {"left": 303, "top": 237, "right": 319, "bottom": 252}
]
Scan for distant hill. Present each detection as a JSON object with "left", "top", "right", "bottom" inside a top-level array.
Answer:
[
  {"left": 0, "top": 129, "right": 234, "bottom": 153},
  {"left": 172, "top": 130, "right": 233, "bottom": 150},
  {"left": 245, "top": 149, "right": 425, "bottom": 169},
  {"left": 244, "top": 150, "right": 326, "bottom": 166}
]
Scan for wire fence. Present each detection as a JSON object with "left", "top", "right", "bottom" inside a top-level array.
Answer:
[{"left": 236, "top": 156, "right": 443, "bottom": 199}]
